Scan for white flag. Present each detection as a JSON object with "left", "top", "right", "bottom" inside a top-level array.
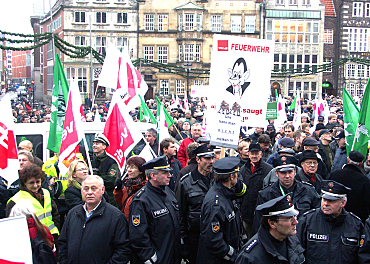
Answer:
[
  {"left": 138, "top": 143, "right": 156, "bottom": 162},
  {"left": 157, "top": 104, "right": 171, "bottom": 148},
  {"left": 293, "top": 90, "right": 301, "bottom": 131}
]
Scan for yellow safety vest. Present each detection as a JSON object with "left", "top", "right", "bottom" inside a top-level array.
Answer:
[{"left": 8, "top": 189, "right": 59, "bottom": 235}]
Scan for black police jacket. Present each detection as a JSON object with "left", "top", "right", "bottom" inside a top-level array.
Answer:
[
  {"left": 239, "top": 159, "right": 273, "bottom": 224},
  {"left": 359, "top": 216, "right": 370, "bottom": 263},
  {"left": 197, "top": 182, "right": 243, "bottom": 264},
  {"left": 297, "top": 208, "right": 364, "bottom": 264},
  {"left": 236, "top": 225, "right": 305, "bottom": 264},
  {"left": 129, "top": 181, "right": 181, "bottom": 264},
  {"left": 252, "top": 180, "right": 320, "bottom": 235}
]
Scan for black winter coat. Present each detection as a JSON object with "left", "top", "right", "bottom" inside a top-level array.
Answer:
[
  {"left": 129, "top": 181, "right": 181, "bottom": 264},
  {"left": 359, "top": 216, "right": 370, "bottom": 263},
  {"left": 197, "top": 182, "right": 243, "bottom": 264},
  {"left": 174, "top": 159, "right": 198, "bottom": 193},
  {"left": 236, "top": 225, "right": 305, "bottom": 264},
  {"left": 252, "top": 180, "right": 320, "bottom": 235},
  {"left": 295, "top": 151, "right": 329, "bottom": 179},
  {"left": 239, "top": 160, "right": 273, "bottom": 224},
  {"left": 297, "top": 208, "right": 364, "bottom": 264},
  {"left": 168, "top": 157, "right": 182, "bottom": 191},
  {"left": 58, "top": 198, "right": 131, "bottom": 264},
  {"left": 64, "top": 186, "right": 109, "bottom": 210}
]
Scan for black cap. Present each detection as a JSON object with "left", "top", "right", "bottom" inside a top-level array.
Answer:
[
  {"left": 333, "top": 130, "right": 345, "bottom": 140},
  {"left": 278, "top": 148, "right": 296, "bottom": 155},
  {"left": 142, "top": 155, "right": 171, "bottom": 171},
  {"left": 349, "top": 151, "right": 365, "bottom": 162},
  {"left": 266, "top": 124, "right": 275, "bottom": 130},
  {"left": 321, "top": 180, "right": 351, "bottom": 200},
  {"left": 249, "top": 143, "right": 261, "bottom": 152},
  {"left": 256, "top": 194, "right": 299, "bottom": 217},
  {"left": 93, "top": 133, "right": 110, "bottom": 146},
  {"left": 302, "top": 137, "right": 320, "bottom": 146},
  {"left": 197, "top": 137, "right": 210, "bottom": 144},
  {"left": 273, "top": 155, "right": 298, "bottom": 171},
  {"left": 315, "top": 123, "right": 326, "bottom": 131},
  {"left": 337, "top": 115, "right": 343, "bottom": 120},
  {"left": 300, "top": 150, "right": 320, "bottom": 162},
  {"left": 193, "top": 144, "right": 215, "bottom": 157},
  {"left": 318, "top": 116, "right": 325, "bottom": 122},
  {"left": 213, "top": 157, "right": 240, "bottom": 174},
  {"left": 280, "top": 137, "right": 295, "bottom": 148},
  {"left": 319, "top": 129, "right": 332, "bottom": 138}
]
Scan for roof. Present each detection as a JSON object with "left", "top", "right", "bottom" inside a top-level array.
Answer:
[
  {"left": 175, "top": 1, "right": 205, "bottom": 10},
  {"left": 320, "top": 0, "right": 336, "bottom": 17}
]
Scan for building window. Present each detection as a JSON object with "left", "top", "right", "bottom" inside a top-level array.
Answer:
[
  {"left": 75, "top": 36, "right": 86, "bottom": 46},
  {"left": 178, "top": 14, "right": 183, "bottom": 31},
  {"left": 365, "top": 3, "right": 370, "bottom": 17},
  {"left": 96, "top": 12, "right": 107, "bottom": 23},
  {"left": 145, "top": 14, "right": 154, "bottom": 31},
  {"left": 289, "top": 0, "right": 297, "bottom": 5},
  {"left": 347, "top": 83, "right": 355, "bottom": 96},
  {"left": 144, "top": 46, "right": 154, "bottom": 61},
  {"left": 302, "top": 0, "right": 310, "bottom": 5},
  {"left": 184, "top": 44, "right": 194, "bottom": 61},
  {"left": 75, "top": 11, "right": 85, "bottom": 23},
  {"left": 194, "top": 80, "right": 203, "bottom": 86},
  {"left": 245, "top": 16, "right": 256, "bottom": 33},
  {"left": 179, "top": 45, "right": 183, "bottom": 61},
  {"left": 276, "top": 0, "right": 284, "bottom": 5},
  {"left": 158, "top": 46, "right": 168, "bottom": 64},
  {"left": 78, "top": 68, "right": 87, "bottom": 93},
  {"left": 353, "top": 2, "right": 363, "bottom": 17},
  {"left": 176, "top": 80, "right": 185, "bottom": 94},
  {"left": 358, "top": 64, "right": 365, "bottom": 78},
  {"left": 96, "top": 36, "right": 106, "bottom": 56},
  {"left": 323, "top": 58, "right": 332, "bottom": 72},
  {"left": 159, "top": 80, "right": 169, "bottom": 96},
  {"left": 357, "top": 83, "right": 364, "bottom": 96},
  {"left": 195, "top": 45, "right": 200, "bottom": 62},
  {"left": 158, "top": 15, "right": 168, "bottom": 31},
  {"left": 348, "top": 28, "right": 369, "bottom": 52},
  {"left": 231, "top": 15, "right": 241, "bottom": 33},
  {"left": 324, "top": 29, "right": 333, "bottom": 44},
  {"left": 117, "top": 12, "right": 127, "bottom": 24},
  {"left": 196, "top": 13, "right": 202, "bottom": 31},
  {"left": 211, "top": 15, "right": 222, "bottom": 32},
  {"left": 347, "top": 63, "right": 356, "bottom": 78},
  {"left": 66, "top": 67, "right": 76, "bottom": 88},
  {"left": 185, "top": 14, "right": 194, "bottom": 31},
  {"left": 116, "top": 37, "right": 127, "bottom": 52}
]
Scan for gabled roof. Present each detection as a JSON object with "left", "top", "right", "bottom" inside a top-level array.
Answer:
[
  {"left": 175, "top": 1, "right": 205, "bottom": 10},
  {"left": 320, "top": 0, "right": 336, "bottom": 17}
]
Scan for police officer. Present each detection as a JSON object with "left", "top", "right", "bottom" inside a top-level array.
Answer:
[
  {"left": 253, "top": 155, "right": 320, "bottom": 234},
  {"left": 197, "top": 157, "right": 244, "bottom": 263},
  {"left": 297, "top": 180, "right": 364, "bottom": 264},
  {"left": 92, "top": 133, "right": 119, "bottom": 207},
  {"left": 236, "top": 194, "right": 305, "bottom": 263},
  {"left": 129, "top": 156, "right": 181, "bottom": 264}
]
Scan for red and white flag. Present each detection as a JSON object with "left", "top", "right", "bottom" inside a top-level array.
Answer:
[
  {"left": 58, "top": 79, "right": 86, "bottom": 176},
  {"left": 104, "top": 93, "right": 143, "bottom": 173},
  {"left": 0, "top": 94, "right": 19, "bottom": 187},
  {"left": 184, "top": 92, "right": 189, "bottom": 111},
  {"left": 175, "top": 94, "right": 181, "bottom": 108},
  {"left": 99, "top": 46, "right": 148, "bottom": 111},
  {"left": 170, "top": 94, "right": 176, "bottom": 108}
]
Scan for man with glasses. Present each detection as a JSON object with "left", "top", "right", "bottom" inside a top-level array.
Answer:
[
  {"left": 253, "top": 155, "right": 320, "bottom": 235},
  {"left": 296, "top": 150, "right": 323, "bottom": 193},
  {"left": 297, "top": 180, "right": 364, "bottom": 264},
  {"left": 18, "top": 139, "right": 43, "bottom": 167},
  {"left": 236, "top": 194, "right": 305, "bottom": 263}
]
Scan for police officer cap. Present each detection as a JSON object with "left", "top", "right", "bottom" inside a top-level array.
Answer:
[
  {"left": 256, "top": 194, "right": 299, "bottom": 217},
  {"left": 280, "top": 137, "right": 295, "bottom": 148},
  {"left": 300, "top": 150, "right": 320, "bottom": 162},
  {"left": 273, "top": 155, "right": 298, "bottom": 171},
  {"left": 349, "top": 151, "right": 365, "bottom": 162},
  {"left": 315, "top": 123, "right": 326, "bottom": 131},
  {"left": 93, "top": 133, "right": 110, "bottom": 146},
  {"left": 197, "top": 137, "right": 210, "bottom": 144},
  {"left": 142, "top": 155, "right": 171, "bottom": 171},
  {"left": 192, "top": 144, "right": 215, "bottom": 158},
  {"left": 302, "top": 137, "right": 320, "bottom": 146},
  {"left": 213, "top": 157, "right": 240, "bottom": 174},
  {"left": 321, "top": 180, "right": 351, "bottom": 200},
  {"left": 249, "top": 143, "right": 261, "bottom": 152}
]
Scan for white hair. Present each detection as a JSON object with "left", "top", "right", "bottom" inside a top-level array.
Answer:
[{"left": 82, "top": 175, "right": 104, "bottom": 188}]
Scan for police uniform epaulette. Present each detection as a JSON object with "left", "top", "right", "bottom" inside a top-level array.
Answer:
[
  {"left": 136, "top": 188, "right": 145, "bottom": 198},
  {"left": 301, "top": 181, "right": 314, "bottom": 187},
  {"left": 245, "top": 239, "right": 258, "bottom": 253},
  {"left": 303, "top": 208, "right": 316, "bottom": 216},
  {"left": 180, "top": 172, "right": 191, "bottom": 182},
  {"left": 214, "top": 195, "right": 220, "bottom": 206},
  {"left": 349, "top": 212, "right": 361, "bottom": 221}
]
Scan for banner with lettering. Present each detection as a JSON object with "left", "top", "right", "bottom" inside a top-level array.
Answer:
[{"left": 208, "top": 35, "right": 274, "bottom": 130}]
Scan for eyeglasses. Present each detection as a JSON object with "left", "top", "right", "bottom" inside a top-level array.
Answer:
[
  {"left": 304, "top": 161, "right": 318, "bottom": 166},
  {"left": 277, "top": 216, "right": 297, "bottom": 223},
  {"left": 76, "top": 168, "right": 88, "bottom": 172},
  {"left": 126, "top": 165, "right": 137, "bottom": 170}
]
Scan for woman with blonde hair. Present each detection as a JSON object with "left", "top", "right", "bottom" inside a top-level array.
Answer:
[{"left": 64, "top": 160, "right": 89, "bottom": 210}]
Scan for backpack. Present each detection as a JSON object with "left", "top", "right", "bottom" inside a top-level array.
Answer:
[{"left": 30, "top": 231, "right": 57, "bottom": 264}]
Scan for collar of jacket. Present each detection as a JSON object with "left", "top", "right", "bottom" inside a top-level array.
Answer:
[
  {"left": 319, "top": 207, "right": 347, "bottom": 224},
  {"left": 258, "top": 225, "right": 289, "bottom": 261},
  {"left": 246, "top": 159, "right": 262, "bottom": 171},
  {"left": 190, "top": 166, "right": 212, "bottom": 189},
  {"left": 146, "top": 180, "right": 167, "bottom": 196},
  {"left": 342, "top": 163, "right": 364, "bottom": 174},
  {"left": 214, "top": 181, "right": 234, "bottom": 199},
  {"left": 95, "top": 151, "right": 108, "bottom": 161},
  {"left": 77, "top": 197, "right": 107, "bottom": 221}
]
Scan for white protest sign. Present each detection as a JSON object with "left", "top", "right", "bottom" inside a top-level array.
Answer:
[
  {"left": 208, "top": 34, "right": 274, "bottom": 128},
  {"left": 191, "top": 85, "right": 209, "bottom": 98}
]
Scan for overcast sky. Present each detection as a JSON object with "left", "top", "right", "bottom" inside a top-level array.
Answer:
[{"left": 0, "top": 0, "right": 57, "bottom": 35}]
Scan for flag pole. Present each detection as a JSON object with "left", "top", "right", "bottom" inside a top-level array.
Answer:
[
  {"left": 83, "top": 137, "right": 94, "bottom": 175},
  {"left": 351, "top": 123, "right": 360, "bottom": 151}
]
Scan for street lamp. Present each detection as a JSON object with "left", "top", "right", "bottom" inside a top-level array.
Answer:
[
  {"left": 287, "top": 69, "right": 292, "bottom": 96},
  {"left": 184, "top": 61, "right": 192, "bottom": 99}
]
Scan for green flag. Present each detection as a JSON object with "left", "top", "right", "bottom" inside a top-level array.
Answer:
[
  {"left": 47, "top": 53, "right": 70, "bottom": 153},
  {"left": 342, "top": 86, "right": 359, "bottom": 155},
  {"left": 290, "top": 96, "right": 297, "bottom": 111},
  {"left": 352, "top": 78, "right": 370, "bottom": 157},
  {"left": 275, "top": 89, "right": 278, "bottom": 100},
  {"left": 139, "top": 95, "right": 157, "bottom": 124},
  {"left": 156, "top": 96, "right": 175, "bottom": 128}
]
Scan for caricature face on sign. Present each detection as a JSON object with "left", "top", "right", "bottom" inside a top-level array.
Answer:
[{"left": 226, "top": 58, "right": 250, "bottom": 98}]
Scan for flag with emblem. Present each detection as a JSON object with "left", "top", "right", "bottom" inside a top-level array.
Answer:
[
  {"left": 184, "top": 92, "right": 189, "bottom": 111},
  {"left": 0, "top": 94, "right": 19, "bottom": 186},
  {"left": 47, "top": 53, "right": 69, "bottom": 153},
  {"left": 352, "top": 77, "right": 370, "bottom": 157},
  {"left": 103, "top": 93, "right": 143, "bottom": 173},
  {"left": 156, "top": 96, "right": 175, "bottom": 128},
  {"left": 58, "top": 79, "right": 86, "bottom": 176},
  {"left": 98, "top": 46, "right": 148, "bottom": 111},
  {"left": 170, "top": 94, "right": 176, "bottom": 108},
  {"left": 342, "top": 86, "right": 359, "bottom": 155}
]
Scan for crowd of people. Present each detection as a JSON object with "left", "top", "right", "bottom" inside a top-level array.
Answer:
[{"left": 2, "top": 93, "right": 370, "bottom": 263}]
